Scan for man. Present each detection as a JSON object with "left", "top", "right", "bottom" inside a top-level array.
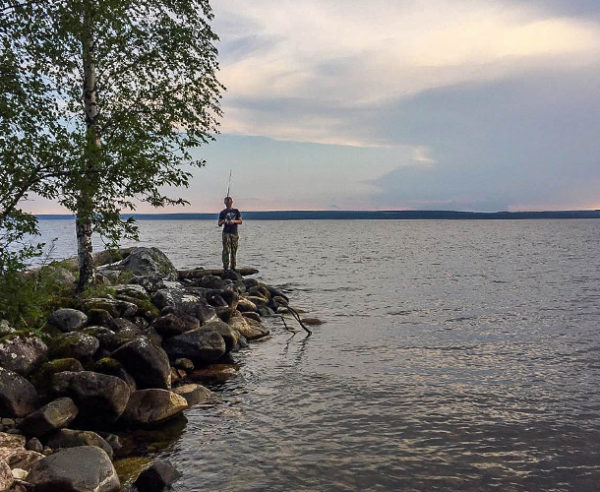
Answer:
[{"left": 218, "top": 196, "right": 243, "bottom": 271}]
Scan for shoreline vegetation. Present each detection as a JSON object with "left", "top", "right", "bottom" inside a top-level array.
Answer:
[
  {"left": 36, "top": 210, "right": 600, "bottom": 221},
  {"left": 0, "top": 246, "right": 306, "bottom": 491}
]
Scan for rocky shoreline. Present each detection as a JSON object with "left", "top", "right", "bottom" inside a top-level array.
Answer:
[{"left": 0, "top": 247, "right": 296, "bottom": 492}]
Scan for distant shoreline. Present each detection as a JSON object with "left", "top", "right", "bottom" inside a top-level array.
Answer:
[{"left": 36, "top": 210, "right": 600, "bottom": 220}]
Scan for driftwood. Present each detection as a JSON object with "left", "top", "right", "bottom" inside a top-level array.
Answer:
[{"left": 178, "top": 267, "right": 259, "bottom": 279}]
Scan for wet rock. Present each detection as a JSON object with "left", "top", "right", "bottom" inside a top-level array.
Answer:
[
  {"left": 172, "top": 384, "right": 218, "bottom": 406},
  {"left": 0, "top": 433, "right": 26, "bottom": 461},
  {"left": 267, "top": 286, "right": 289, "bottom": 302},
  {"left": 132, "top": 459, "right": 181, "bottom": 492},
  {"left": 0, "top": 458, "right": 13, "bottom": 491},
  {"left": 6, "top": 450, "right": 44, "bottom": 471},
  {"left": 51, "top": 371, "right": 130, "bottom": 424},
  {"left": 201, "top": 321, "right": 239, "bottom": 351},
  {"left": 241, "top": 311, "right": 261, "bottom": 323},
  {"left": 243, "top": 278, "right": 259, "bottom": 289},
  {"left": 0, "top": 368, "right": 38, "bottom": 418},
  {"left": 173, "top": 358, "right": 194, "bottom": 371},
  {"left": 256, "top": 305, "right": 275, "bottom": 317},
  {"left": 27, "top": 446, "right": 119, "bottom": 492},
  {"left": 25, "top": 437, "right": 43, "bottom": 453},
  {"left": 117, "top": 247, "right": 178, "bottom": 281},
  {"left": 48, "top": 332, "right": 99, "bottom": 361},
  {"left": 188, "top": 364, "right": 239, "bottom": 384},
  {"left": 221, "top": 269, "right": 242, "bottom": 281},
  {"left": 152, "top": 314, "right": 199, "bottom": 338},
  {"left": 48, "top": 308, "right": 88, "bottom": 332},
  {"left": 247, "top": 284, "right": 271, "bottom": 300},
  {"left": 197, "top": 275, "right": 226, "bottom": 290},
  {"left": 121, "top": 390, "right": 187, "bottom": 426},
  {"left": 0, "top": 336, "right": 47, "bottom": 377},
  {"left": 46, "top": 429, "right": 113, "bottom": 459},
  {"left": 228, "top": 315, "right": 269, "bottom": 340},
  {"left": 162, "top": 328, "right": 226, "bottom": 363},
  {"left": 237, "top": 297, "right": 257, "bottom": 312},
  {"left": 112, "top": 338, "right": 171, "bottom": 390},
  {"left": 246, "top": 295, "right": 268, "bottom": 306},
  {"left": 93, "top": 358, "right": 137, "bottom": 392},
  {"left": 20, "top": 397, "right": 78, "bottom": 437},
  {"left": 178, "top": 301, "right": 218, "bottom": 324},
  {"left": 206, "top": 292, "right": 228, "bottom": 307}
]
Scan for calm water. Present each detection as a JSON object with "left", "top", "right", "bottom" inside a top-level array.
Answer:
[{"left": 37, "top": 219, "right": 600, "bottom": 491}]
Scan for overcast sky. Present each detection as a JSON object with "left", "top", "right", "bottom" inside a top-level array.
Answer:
[{"left": 30, "top": 0, "right": 600, "bottom": 213}]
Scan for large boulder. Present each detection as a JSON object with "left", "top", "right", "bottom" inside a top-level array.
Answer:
[
  {"left": 27, "top": 446, "right": 120, "bottom": 492},
  {"left": 51, "top": 371, "right": 130, "bottom": 424},
  {"left": 121, "top": 389, "right": 187, "bottom": 426},
  {"left": 112, "top": 284, "right": 148, "bottom": 299},
  {"left": 201, "top": 321, "right": 239, "bottom": 351},
  {"left": 228, "top": 315, "right": 269, "bottom": 340},
  {"left": 151, "top": 314, "right": 199, "bottom": 338},
  {"left": 31, "top": 358, "right": 84, "bottom": 390},
  {"left": 0, "top": 335, "right": 47, "bottom": 376},
  {"left": 0, "top": 458, "right": 13, "bottom": 492},
  {"left": 20, "top": 397, "right": 78, "bottom": 437},
  {"left": 133, "top": 460, "right": 181, "bottom": 492},
  {"left": 93, "top": 358, "right": 137, "bottom": 392},
  {"left": 118, "top": 247, "right": 177, "bottom": 280},
  {"left": 0, "top": 367, "right": 38, "bottom": 418},
  {"left": 162, "top": 328, "right": 226, "bottom": 363},
  {"left": 48, "top": 308, "right": 88, "bottom": 332},
  {"left": 236, "top": 297, "right": 257, "bottom": 312},
  {"left": 49, "top": 332, "right": 99, "bottom": 361},
  {"left": 46, "top": 429, "right": 113, "bottom": 460},
  {"left": 112, "top": 338, "right": 171, "bottom": 389}
]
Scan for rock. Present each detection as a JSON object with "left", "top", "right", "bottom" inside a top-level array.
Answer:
[
  {"left": 27, "top": 446, "right": 120, "bottom": 492},
  {"left": 228, "top": 315, "right": 269, "bottom": 340},
  {"left": 6, "top": 450, "right": 44, "bottom": 471},
  {"left": 51, "top": 371, "right": 130, "bottom": 424},
  {"left": 188, "top": 364, "right": 239, "bottom": 384},
  {"left": 11, "top": 468, "right": 27, "bottom": 481},
  {"left": 151, "top": 289, "right": 173, "bottom": 310},
  {"left": 31, "top": 358, "right": 84, "bottom": 390},
  {"left": 0, "top": 321, "right": 15, "bottom": 337},
  {"left": 197, "top": 275, "right": 226, "bottom": 290},
  {"left": 151, "top": 314, "right": 199, "bottom": 338},
  {"left": 162, "top": 328, "right": 226, "bottom": 363},
  {"left": 47, "top": 309, "right": 88, "bottom": 332},
  {"left": 118, "top": 247, "right": 178, "bottom": 280},
  {"left": 267, "top": 286, "right": 289, "bottom": 302},
  {"left": 82, "top": 298, "right": 138, "bottom": 318},
  {"left": 25, "top": 438, "right": 43, "bottom": 453},
  {"left": 112, "top": 338, "right": 171, "bottom": 390},
  {"left": 130, "top": 274, "right": 164, "bottom": 293},
  {"left": 0, "top": 433, "right": 26, "bottom": 461},
  {"left": 179, "top": 301, "right": 218, "bottom": 324},
  {"left": 220, "top": 290, "right": 239, "bottom": 309},
  {"left": 133, "top": 460, "right": 181, "bottom": 492},
  {"left": 237, "top": 297, "right": 257, "bottom": 312},
  {"left": 206, "top": 292, "right": 228, "bottom": 307},
  {"left": 87, "top": 308, "right": 114, "bottom": 326},
  {"left": 121, "top": 390, "right": 187, "bottom": 426},
  {"left": 256, "top": 305, "right": 275, "bottom": 317},
  {"left": 271, "top": 295, "right": 289, "bottom": 308},
  {"left": 112, "top": 284, "right": 148, "bottom": 299},
  {"left": 100, "top": 433, "right": 122, "bottom": 454},
  {"left": 20, "top": 397, "right": 78, "bottom": 437},
  {"left": 48, "top": 332, "right": 99, "bottom": 361},
  {"left": 241, "top": 311, "right": 261, "bottom": 323},
  {"left": 201, "top": 321, "right": 239, "bottom": 351},
  {"left": 246, "top": 295, "right": 268, "bottom": 306},
  {"left": 172, "top": 384, "right": 218, "bottom": 406},
  {"left": 110, "top": 318, "right": 142, "bottom": 336},
  {"left": 248, "top": 284, "right": 271, "bottom": 299},
  {"left": 173, "top": 358, "right": 194, "bottom": 371},
  {"left": 0, "top": 336, "right": 47, "bottom": 376},
  {"left": 0, "top": 368, "right": 38, "bottom": 418},
  {"left": 46, "top": 429, "right": 114, "bottom": 460},
  {"left": 0, "top": 458, "right": 13, "bottom": 491},
  {"left": 221, "top": 269, "right": 242, "bottom": 281},
  {"left": 93, "top": 358, "right": 137, "bottom": 392},
  {"left": 81, "top": 327, "right": 122, "bottom": 352},
  {"left": 243, "top": 278, "right": 259, "bottom": 289}
]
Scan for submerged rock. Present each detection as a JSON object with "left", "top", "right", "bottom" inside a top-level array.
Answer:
[
  {"left": 51, "top": 371, "right": 130, "bottom": 424},
  {"left": 112, "top": 338, "right": 171, "bottom": 390},
  {"left": 48, "top": 308, "right": 88, "bottom": 332},
  {"left": 121, "top": 390, "right": 187, "bottom": 426},
  {"left": 0, "top": 368, "right": 38, "bottom": 418},
  {"left": 27, "top": 446, "right": 120, "bottom": 492},
  {"left": 133, "top": 459, "right": 181, "bottom": 492},
  {"left": 20, "top": 397, "right": 78, "bottom": 437}
]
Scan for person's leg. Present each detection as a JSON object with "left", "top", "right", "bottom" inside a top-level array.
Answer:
[
  {"left": 222, "top": 234, "right": 230, "bottom": 270},
  {"left": 230, "top": 234, "right": 239, "bottom": 270}
]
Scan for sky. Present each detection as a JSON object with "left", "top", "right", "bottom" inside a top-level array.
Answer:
[{"left": 30, "top": 0, "right": 600, "bottom": 213}]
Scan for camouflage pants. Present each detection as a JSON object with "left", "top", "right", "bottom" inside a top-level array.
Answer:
[{"left": 222, "top": 233, "right": 239, "bottom": 270}]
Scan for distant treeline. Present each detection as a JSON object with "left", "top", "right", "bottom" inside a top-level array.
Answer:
[{"left": 38, "top": 210, "right": 600, "bottom": 220}]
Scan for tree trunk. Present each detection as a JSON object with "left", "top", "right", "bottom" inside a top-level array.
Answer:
[{"left": 77, "top": 2, "right": 100, "bottom": 290}]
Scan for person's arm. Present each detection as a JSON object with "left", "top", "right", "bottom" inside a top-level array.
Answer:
[
  {"left": 218, "top": 212, "right": 225, "bottom": 227},
  {"left": 233, "top": 211, "right": 242, "bottom": 225}
]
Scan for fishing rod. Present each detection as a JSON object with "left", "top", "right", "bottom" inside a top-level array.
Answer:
[{"left": 226, "top": 169, "right": 232, "bottom": 197}]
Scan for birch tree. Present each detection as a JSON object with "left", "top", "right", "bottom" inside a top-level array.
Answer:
[{"left": 1, "top": 0, "right": 222, "bottom": 288}]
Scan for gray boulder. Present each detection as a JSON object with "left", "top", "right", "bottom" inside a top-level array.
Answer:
[
  {"left": 112, "top": 284, "right": 148, "bottom": 299},
  {"left": 112, "top": 338, "right": 171, "bottom": 389},
  {"left": 48, "top": 308, "right": 88, "bottom": 332},
  {"left": 82, "top": 298, "right": 138, "bottom": 318},
  {"left": 27, "top": 446, "right": 119, "bottom": 492},
  {"left": 51, "top": 371, "right": 130, "bottom": 423},
  {"left": 93, "top": 357, "right": 137, "bottom": 393},
  {"left": 133, "top": 460, "right": 181, "bottom": 492},
  {"left": 46, "top": 429, "right": 113, "bottom": 459},
  {"left": 0, "top": 367, "right": 38, "bottom": 418},
  {"left": 162, "top": 328, "right": 226, "bottom": 363},
  {"left": 118, "top": 247, "right": 177, "bottom": 280},
  {"left": 49, "top": 332, "right": 99, "bottom": 361},
  {"left": 152, "top": 313, "right": 199, "bottom": 338},
  {"left": 121, "top": 389, "right": 187, "bottom": 426},
  {"left": 0, "top": 335, "right": 47, "bottom": 376},
  {"left": 202, "top": 320, "right": 239, "bottom": 351},
  {"left": 6, "top": 449, "right": 44, "bottom": 471},
  {"left": 20, "top": 397, "right": 78, "bottom": 437}
]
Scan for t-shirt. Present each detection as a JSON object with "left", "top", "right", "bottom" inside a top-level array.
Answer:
[{"left": 219, "top": 208, "right": 241, "bottom": 235}]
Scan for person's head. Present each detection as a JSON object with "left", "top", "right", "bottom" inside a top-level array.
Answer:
[{"left": 224, "top": 196, "right": 233, "bottom": 208}]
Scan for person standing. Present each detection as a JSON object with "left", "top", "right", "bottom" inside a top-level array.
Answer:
[{"left": 218, "top": 196, "right": 243, "bottom": 271}]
